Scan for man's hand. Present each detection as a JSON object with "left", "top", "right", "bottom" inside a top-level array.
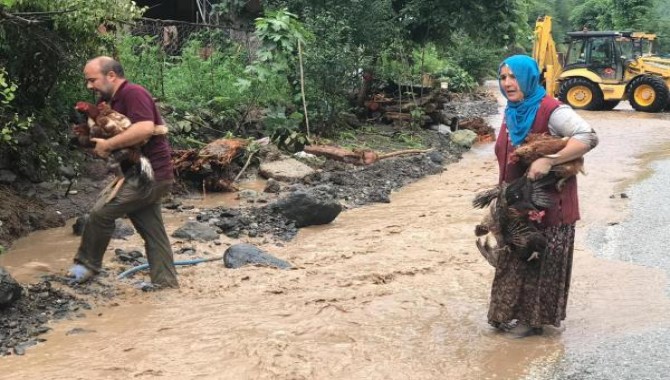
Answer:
[
  {"left": 90, "top": 137, "right": 112, "bottom": 158},
  {"left": 527, "top": 157, "right": 553, "bottom": 180}
]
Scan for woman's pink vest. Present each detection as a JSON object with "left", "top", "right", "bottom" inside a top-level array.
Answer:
[{"left": 494, "top": 96, "right": 580, "bottom": 227}]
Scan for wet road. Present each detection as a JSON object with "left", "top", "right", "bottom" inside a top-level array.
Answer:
[{"left": 528, "top": 154, "right": 670, "bottom": 380}]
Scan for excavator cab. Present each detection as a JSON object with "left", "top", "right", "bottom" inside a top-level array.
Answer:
[{"left": 564, "top": 33, "right": 622, "bottom": 81}]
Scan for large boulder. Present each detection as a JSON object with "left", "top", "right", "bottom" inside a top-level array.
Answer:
[
  {"left": 223, "top": 243, "right": 292, "bottom": 269},
  {"left": 171, "top": 221, "right": 220, "bottom": 242},
  {"left": 259, "top": 158, "right": 316, "bottom": 183},
  {"left": 0, "top": 267, "right": 22, "bottom": 308},
  {"left": 273, "top": 186, "right": 342, "bottom": 228},
  {"left": 72, "top": 215, "right": 135, "bottom": 239}
]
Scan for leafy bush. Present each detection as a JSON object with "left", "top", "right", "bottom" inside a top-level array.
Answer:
[
  {"left": 445, "top": 31, "right": 501, "bottom": 83},
  {"left": 262, "top": 105, "right": 308, "bottom": 152},
  {"left": 436, "top": 65, "right": 477, "bottom": 93},
  {"left": 0, "top": 69, "right": 31, "bottom": 147},
  {"left": 116, "top": 29, "right": 292, "bottom": 140},
  {"left": 116, "top": 35, "right": 166, "bottom": 97}
]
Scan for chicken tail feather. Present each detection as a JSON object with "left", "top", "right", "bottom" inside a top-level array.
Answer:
[
  {"left": 138, "top": 156, "right": 154, "bottom": 184},
  {"left": 476, "top": 237, "right": 499, "bottom": 268},
  {"left": 473, "top": 187, "right": 500, "bottom": 209}
]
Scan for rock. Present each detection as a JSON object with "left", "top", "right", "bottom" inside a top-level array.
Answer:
[
  {"left": 431, "top": 124, "right": 452, "bottom": 135},
  {"left": 0, "top": 267, "right": 22, "bottom": 308},
  {"left": 223, "top": 243, "right": 292, "bottom": 269},
  {"left": 427, "top": 151, "right": 445, "bottom": 165},
  {"left": 259, "top": 158, "right": 316, "bottom": 183},
  {"left": 237, "top": 189, "right": 258, "bottom": 200},
  {"left": 72, "top": 216, "right": 87, "bottom": 236},
  {"left": 112, "top": 220, "right": 135, "bottom": 239},
  {"left": 273, "top": 188, "right": 342, "bottom": 228},
  {"left": 65, "top": 328, "right": 96, "bottom": 336},
  {"left": 71, "top": 215, "right": 135, "bottom": 239},
  {"left": 450, "top": 129, "right": 478, "bottom": 148},
  {"left": 171, "top": 221, "right": 220, "bottom": 242},
  {"left": 114, "top": 248, "right": 144, "bottom": 263},
  {"left": 58, "top": 165, "right": 77, "bottom": 180},
  {"left": 214, "top": 217, "right": 239, "bottom": 232},
  {"left": 0, "top": 169, "right": 17, "bottom": 185},
  {"left": 263, "top": 178, "right": 281, "bottom": 193}
]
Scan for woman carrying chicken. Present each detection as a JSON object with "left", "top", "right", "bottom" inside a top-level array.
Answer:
[{"left": 488, "top": 55, "right": 598, "bottom": 336}]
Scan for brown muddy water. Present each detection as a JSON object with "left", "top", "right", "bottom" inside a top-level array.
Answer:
[{"left": 2, "top": 92, "right": 670, "bottom": 379}]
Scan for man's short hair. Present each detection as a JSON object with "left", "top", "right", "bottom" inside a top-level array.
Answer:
[{"left": 99, "top": 58, "right": 125, "bottom": 78}]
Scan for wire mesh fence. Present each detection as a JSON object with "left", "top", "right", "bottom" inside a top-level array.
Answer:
[{"left": 122, "top": 17, "right": 258, "bottom": 100}]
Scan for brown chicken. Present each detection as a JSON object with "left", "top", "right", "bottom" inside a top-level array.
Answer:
[
  {"left": 509, "top": 133, "right": 585, "bottom": 189},
  {"left": 73, "top": 102, "right": 160, "bottom": 201},
  {"left": 75, "top": 101, "right": 132, "bottom": 139}
]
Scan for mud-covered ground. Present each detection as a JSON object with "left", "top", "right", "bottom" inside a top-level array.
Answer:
[{"left": 0, "top": 93, "right": 498, "bottom": 357}]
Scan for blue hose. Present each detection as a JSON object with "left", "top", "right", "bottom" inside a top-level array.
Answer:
[{"left": 117, "top": 256, "right": 222, "bottom": 280}]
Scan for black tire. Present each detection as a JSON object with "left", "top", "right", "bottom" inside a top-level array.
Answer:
[
  {"left": 628, "top": 76, "right": 669, "bottom": 113},
  {"left": 601, "top": 100, "right": 620, "bottom": 111},
  {"left": 557, "top": 78, "right": 604, "bottom": 110}
]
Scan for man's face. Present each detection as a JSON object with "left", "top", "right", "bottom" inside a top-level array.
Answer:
[{"left": 83, "top": 63, "right": 115, "bottom": 101}]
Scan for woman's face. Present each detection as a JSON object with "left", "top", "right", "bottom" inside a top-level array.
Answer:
[{"left": 499, "top": 66, "right": 524, "bottom": 102}]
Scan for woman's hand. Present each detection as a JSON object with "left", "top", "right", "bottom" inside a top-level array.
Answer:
[{"left": 527, "top": 157, "right": 554, "bottom": 180}]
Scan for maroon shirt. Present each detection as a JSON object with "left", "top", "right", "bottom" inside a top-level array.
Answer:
[
  {"left": 494, "top": 96, "right": 580, "bottom": 227},
  {"left": 110, "top": 81, "right": 174, "bottom": 181}
]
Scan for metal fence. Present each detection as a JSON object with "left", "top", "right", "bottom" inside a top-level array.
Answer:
[{"left": 124, "top": 17, "right": 258, "bottom": 99}]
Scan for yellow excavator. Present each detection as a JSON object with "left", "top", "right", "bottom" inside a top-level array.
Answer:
[{"left": 532, "top": 15, "right": 670, "bottom": 112}]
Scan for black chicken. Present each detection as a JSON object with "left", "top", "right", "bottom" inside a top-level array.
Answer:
[{"left": 473, "top": 175, "right": 555, "bottom": 267}]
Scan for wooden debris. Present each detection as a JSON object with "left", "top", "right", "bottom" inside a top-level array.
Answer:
[
  {"left": 173, "top": 138, "right": 248, "bottom": 192},
  {"left": 457, "top": 117, "right": 496, "bottom": 142},
  {"left": 304, "top": 145, "right": 432, "bottom": 166}
]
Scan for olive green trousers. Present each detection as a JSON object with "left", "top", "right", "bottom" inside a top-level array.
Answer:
[{"left": 74, "top": 178, "right": 179, "bottom": 288}]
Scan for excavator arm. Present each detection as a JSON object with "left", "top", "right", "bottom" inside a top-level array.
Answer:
[{"left": 532, "top": 16, "right": 563, "bottom": 96}]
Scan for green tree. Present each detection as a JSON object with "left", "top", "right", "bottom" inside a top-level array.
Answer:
[
  {"left": 611, "top": 0, "right": 655, "bottom": 30},
  {"left": 0, "top": 0, "right": 145, "bottom": 110},
  {"left": 568, "top": 0, "right": 614, "bottom": 31}
]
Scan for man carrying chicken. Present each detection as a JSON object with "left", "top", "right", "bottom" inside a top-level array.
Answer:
[{"left": 68, "top": 56, "right": 179, "bottom": 289}]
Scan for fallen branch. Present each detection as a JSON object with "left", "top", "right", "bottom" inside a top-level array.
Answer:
[
  {"left": 304, "top": 145, "right": 433, "bottom": 166},
  {"left": 234, "top": 150, "right": 256, "bottom": 182}
]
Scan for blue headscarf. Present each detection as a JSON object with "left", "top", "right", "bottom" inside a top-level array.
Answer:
[{"left": 499, "top": 55, "right": 546, "bottom": 146}]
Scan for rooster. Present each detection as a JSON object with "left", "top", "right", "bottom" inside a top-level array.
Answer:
[
  {"left": 73, "top": 102, "right": 167, "bottom": 202},
  {"left": 473, "top": 175, "right": 555, "bottom": 267},
  {"left": 509, "top": 133, "right": 585, "bottom": 190}
]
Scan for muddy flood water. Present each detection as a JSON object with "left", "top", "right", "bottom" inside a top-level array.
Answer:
[{"left": 2, "top": 89, "right": 670, "bottom": 379}]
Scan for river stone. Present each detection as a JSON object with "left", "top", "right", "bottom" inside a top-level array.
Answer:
[
  {"left": 450, "top": 129, "right": 477, "bottom": 148},
  {"left": 0, "top": 267, "right": 22, "bottom": 308},
  {"left": 223, "top": 243, "right": 292, "bottom": 269},
  {"left": 259, "top": 158, "right": 315, "bottom": 183},
  {"left": 263, "top": 178, "right": 281, "bottom": 193},
  {"left": 0, "top": 169, "right": 17, "bottom": 185},
  {"left": 171, "top": 221, "right": 220, "bottom": 242},
  {"left": 273, "top": 189, "right": 342, "bottom": 228},
  {"left": 72, "top": 215, "right": 135, "bottom": 239}
]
